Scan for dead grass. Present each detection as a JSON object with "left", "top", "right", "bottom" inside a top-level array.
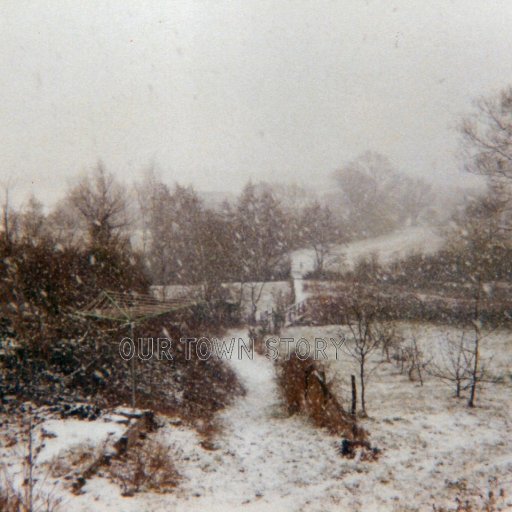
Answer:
[
  {"left": 107, "top": 437, "right": 180, "bottom": 496},
  {"left": 0, "top": 471, "right": 62, "bottom": 512},
  {"left": 47, "top": 442, "right": 103, "bottom": 479},
  {"left": 276, "top": 353, "right": 366, "bottom": 440},
  {"left": 0, "top": 409, "right": 62, "bottom": 512},
  {"left": 0, "top": 481, "right": 23, "bottom": 512}
]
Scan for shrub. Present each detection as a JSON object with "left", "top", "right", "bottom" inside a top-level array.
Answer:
[
  {"left": 107, "top": 438, "right": 180, "bottom": 496},
  {"left": 276, "top": 354, "right": 366, "bottom": 440}
]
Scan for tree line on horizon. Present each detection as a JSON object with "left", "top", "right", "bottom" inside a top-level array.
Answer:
[{"left": 0, "top": 152, "right": 440, "bottom": 294}]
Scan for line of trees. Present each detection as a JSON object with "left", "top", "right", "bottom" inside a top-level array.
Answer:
[{"left": 2, "top": 167, "right": 351, "bottom": 294}]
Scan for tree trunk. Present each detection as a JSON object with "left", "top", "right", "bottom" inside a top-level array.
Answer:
[
  {"left": 351, "top": 374, "right": 357, "bottom": 417},
  {"left": 468, "top": 332, "right": 480, "bottom": 407},
  {"left": 360, "top": 358, "right": 366, "bottom": 416},
  {"left": 384, "top": 345, "right": 390, "bottom": 363},
  {"left": 468, "top": 281, "right": 481, "bottom": 408},
  {"left": 130, "top": 323, "right": 137, "bottom": 409}
]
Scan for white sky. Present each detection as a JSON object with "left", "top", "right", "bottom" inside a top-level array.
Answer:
[{"left": 2, "top": 0, "right": 512, "bottom": 205}]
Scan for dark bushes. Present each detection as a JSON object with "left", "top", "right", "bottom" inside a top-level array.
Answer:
[
  {"left": 306, "top": 284, "right": 511, "bottom": 327},
  {"left": 0, "top": 238, "right": 244, "bottom": 428}
]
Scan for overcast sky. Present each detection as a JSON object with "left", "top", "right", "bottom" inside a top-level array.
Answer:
[{"left": 2, "top": 1, "right": 512, "bottom": 205}]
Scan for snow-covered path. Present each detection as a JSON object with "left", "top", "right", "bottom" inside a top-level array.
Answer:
[
  {"left": 166, "top": 329, "right": 345, "bottom": 511},
  {"left": 290, "top": 252, "right": 310, "bottom": 305}
]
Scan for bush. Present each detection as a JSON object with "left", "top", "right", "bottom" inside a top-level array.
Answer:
[
  {"left": 107, "top": 438, "right": 180, "bottom": 496},
  {"left": 276, "top": 354, "right": 365, "bottom": 440}
]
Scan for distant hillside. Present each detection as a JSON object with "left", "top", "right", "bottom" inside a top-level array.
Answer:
[{"left": 291, "top": 225, "right": 445, "bottom": 276}]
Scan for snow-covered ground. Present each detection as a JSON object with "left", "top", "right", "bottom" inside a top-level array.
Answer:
[
  {"left": 283, "top": 323, "right": 512, "bottom": 510},
  {"left": 291, "top": 225, "right": 444, "bottom": 275},
  {"left": 1, "top": 323, "right": 511, "bottom": 511}
]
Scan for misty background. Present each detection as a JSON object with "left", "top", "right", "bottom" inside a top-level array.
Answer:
[{"left": 2, "top": 1, "right": 512, "bottom": 207}]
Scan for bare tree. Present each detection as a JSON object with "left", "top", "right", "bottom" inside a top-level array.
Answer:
[
  {"left": 402, "top": 178, "right": 436, "bottom": 227},
  {"left": 1, "top": 185, "right": 10, "bottom": 243},
  {"left": 19, "top": 195, "right": 48, "bottom": 243},
  {"left": 300, "top": 201, "right": 341, "bottom": 274},
  {"left": 449, "top": 189, "right": 508, "bottom": 405},
  {"left": 341, "top": 291, "right": 388, "bottom": 416},
  {"left": 429, "top": 331, "right": 473, "bottom": 398},
  {"left": 47, "top": 197, "right": 83, "bottom": 248},
  {"left": 461, "top": 87, "right": 512, "bottom": 186},
  {"left": 233, "top": 182, "right": 290, "bottom": 282},
  {"left": 332, "top": 151, "right": 434, "bottom": 238},
  {"left": 378, "top": 322, "right": 402, "bottom": 363},
  {"left": 430, "top": 323, "right": 499, "bottom": 405},
  {"left": 405, "top": 335, "right": 428, "bottom": 386},
  {"left": 468, "top": 286, "right": 483, "bottom": 408},
  {"left": 135, "top": 171, "right": 174, "bottom": 284},
  {"left": 67, "top": 163, "right": 130, "bottom": 248},
  {"left": 460, "top": 86, "right": 512, "bottom": 234}
]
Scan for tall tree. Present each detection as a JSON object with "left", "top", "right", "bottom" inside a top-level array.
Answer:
[
  {"left": 233, "top": 182, "right": 289, "bottom": 282},
  {"left": 0, "top": 183, "right": 18, "bottom": 249},
  {"left": 136, "top": 172, "right": 174, "bottom": 284},
  {"left": 19, "top": 195, "right": 48, "bottom": 243},
  {"left": 137, "top": 176, "right": 238, "bottom": 300},
  {"left": 300, "top": 201, "right": 341, "bottom": 273},
  {"left": 67, "top": 163, "right": 130, "bottom": 249},
  {"left": 460, "top": 85, "right": 512, "bottom": 234}
]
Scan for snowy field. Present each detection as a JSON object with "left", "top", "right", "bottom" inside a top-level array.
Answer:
[
  {"left": 1, "top": 323, "right": 511, "bottom": 511},
  {"left": 282, "top": 323, "right": 512, "bottom": 510},
  {"left": 291, "top": 226, "right": 444, "bottom": 275}
]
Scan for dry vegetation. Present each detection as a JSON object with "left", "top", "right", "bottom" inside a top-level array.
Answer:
[
  {"left": 107, "top": 437, "right": 180, "bottom": 496},
  {"left": 276, "top": 353, "right": 366, "bottom": 440}
]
